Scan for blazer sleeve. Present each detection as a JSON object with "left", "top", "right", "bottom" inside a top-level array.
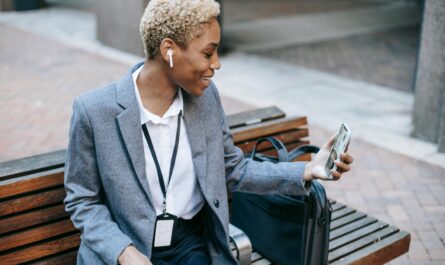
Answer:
[
  {"left": 63, "top": 98, "right": 133, "bottom": 265},
  {"left": 210, "top": 82, "right": 312, "bottom": 196}
]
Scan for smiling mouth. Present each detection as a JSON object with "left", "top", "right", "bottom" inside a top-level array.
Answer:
[{"left": 201, "top": 76, "right": 212, "bottom": 81}]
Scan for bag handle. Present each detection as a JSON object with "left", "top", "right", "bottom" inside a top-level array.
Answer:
[
  {"left": 251, "top": 137, "right": 289, "bottom": 162},
  {"left": 288, "top": 145, "right": 320, "bottom": 161}
]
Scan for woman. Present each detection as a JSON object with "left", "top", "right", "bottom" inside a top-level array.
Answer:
[{"left": 64, "top": 0, "right": 353, "bottom": 265}]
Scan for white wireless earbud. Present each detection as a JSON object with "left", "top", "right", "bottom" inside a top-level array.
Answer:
[{"left": 167, "top": 49, "right": 173, "bottom": 68}]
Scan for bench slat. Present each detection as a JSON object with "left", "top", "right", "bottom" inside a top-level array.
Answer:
[
  {"left": 0, "top": 219, "right": 76, "bottom": 252},
  {"left": 232, "top": 117, "right": 307, "bottom": 143},
  {"left": 330, "top": 231, "right": 410, "bottom": 265},
  {"left": 250, "top": 252, "right": 263, "bottom": 262},
  {"left": 330, "top": 202, "right": 346, "bottom": 212},
  {"left": 0, "top": 204, "right": 68, "bottom": 234},
  {"left": 235, "top": 129, "right": 309, "bottom": 152},
  {"left": 251, "top": 259, "right": 272, "bottom": 265},
  {"left": 27, "top": 250, "right": 78, "bottom": 265},
  {"left": 0, "top": 233, "right": 80, "bottom": 264},
  {"left": 331, "top": 212, "right": 367, "bottom": 230},
  {"left": 0, "top": 187, "right": 65, "bottom": 216},
  {"left": 0, "top": 169, "right": 64, "bottom": 200},
  {"left": 250, "top": 252, "right": 271, "bottom": 265},
  {"left": 331, "top": 207, "right": 356, "bottom": 221},
  {"left": 330, "top": 217, "right": 377, "bottom": 241},
  {"left": 329, "top": 221, "right": 388, "bottom": 251},
  {"left": 227, "top": 106, "right": 285, "bottom": 129},
  {"left": 0, "top": 150, "right": 65, "bottom": 180},
  {"left": 329, "top": 226, "right": 399, "bottom": 262}
]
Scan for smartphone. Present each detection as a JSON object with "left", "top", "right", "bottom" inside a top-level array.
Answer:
[{"left": 325, "top": 123, "right": 351, "bottom": 180}]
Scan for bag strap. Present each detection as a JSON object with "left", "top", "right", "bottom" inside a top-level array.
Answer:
[{"left": 250, "top": 137, "right": 289, "bottom": 162}]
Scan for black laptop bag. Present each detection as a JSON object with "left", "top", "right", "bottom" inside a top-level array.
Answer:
[{"left": 231, "top": 137, "right": 331, "bottom": 265}]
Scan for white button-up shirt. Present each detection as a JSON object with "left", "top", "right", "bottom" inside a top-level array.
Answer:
[{"left": 132, "top": 65, "right": 205, "bottom": 219}]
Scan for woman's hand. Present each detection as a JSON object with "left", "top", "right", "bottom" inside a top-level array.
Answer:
[
  {"left": 118, "top": 245, "right": 153, "bottom": 265},
  {"left": 303, "top": 134, "right": 353, "bottom": 181}
]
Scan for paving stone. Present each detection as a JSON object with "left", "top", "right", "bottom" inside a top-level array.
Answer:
[
  {"left": 428, "top": 248, "right": 445, "bottom": 261},
  {"left": 360, "top": 184, "right": 381, "bottom": 200},
  {"left": 418, "top": 230, "right": 445, "bottom": 250},
  {"left": 424, "top": 206, "right": 445, "bottom": 215},
  {"left": 345, "top": 190, "right": 366, "bottom": 206},
  {"left": 409, "top": 240, "right": 432, "bottom": 261},
  {"left": 382, "top": 190, "right": 411, "bottom": 200},
  {"left": 375, "top": 177, "right": 395, "bottom": 191},
  {"left": 417, "top": 192, "right": 440, "bottom": 207},
  {"left": 389, "top": 254, "right": 411, "bottom": 265},
  {"left": 411, "top": 261, "right": 432, "bottom": 265},
  {"left": 432, "top": 222, "right": 445, "bottom": 243},
  {"left": 387, "top": 204, "right": 410, "bottom": 222}
]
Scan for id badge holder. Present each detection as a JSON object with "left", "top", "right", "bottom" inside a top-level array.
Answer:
[{"left": 153, "top": 213, "right": 177, "bottom": 249}]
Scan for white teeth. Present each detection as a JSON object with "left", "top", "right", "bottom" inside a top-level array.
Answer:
[{"left": 201, "top": 76, "right": 211, "bottom": 81}]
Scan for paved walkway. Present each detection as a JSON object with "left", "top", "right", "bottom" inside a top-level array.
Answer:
[
  {"left": 0, "top": 23, "right": 255, "bottom": 161},
  {"left": 252, "top": 25, "right": 420, "bottom": 93},
  {"left": 0, "top": 24, "right": 127, "bottom": 161},
  {"left": 1, "top": 5, "right": 445, "bottom": 264}
]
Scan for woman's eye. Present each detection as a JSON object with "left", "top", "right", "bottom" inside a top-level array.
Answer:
[{"left": 204, "top": 53, "right": 212, "bottom": 58}]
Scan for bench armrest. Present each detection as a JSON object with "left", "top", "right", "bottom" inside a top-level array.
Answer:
[{"left": 229, "top": 224, "right": 252, "bottom": 265}]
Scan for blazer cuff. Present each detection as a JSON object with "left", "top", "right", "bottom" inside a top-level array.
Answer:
[
  {"left": 285, "top": 161, "right": 312, "bottom": 196},
  {"left": 107, "top": 236, "right": 134, "bottom": 265}
]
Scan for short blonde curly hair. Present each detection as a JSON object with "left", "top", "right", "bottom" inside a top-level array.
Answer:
[{"left": 140, "top": 0, "right": 220, "bottom": 59}]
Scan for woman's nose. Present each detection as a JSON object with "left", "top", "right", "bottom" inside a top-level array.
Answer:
[{"left": 210, "top": 56, "right": 221, "bottom": 70}]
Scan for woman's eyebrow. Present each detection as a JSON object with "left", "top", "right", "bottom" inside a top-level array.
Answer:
[{"left": 205, "top": 43, "right": 219, "bottom": 49}]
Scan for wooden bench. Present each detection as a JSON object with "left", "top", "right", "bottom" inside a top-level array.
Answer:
[{"left": 0, "top": 107, "right": 410, "bottom": 264}]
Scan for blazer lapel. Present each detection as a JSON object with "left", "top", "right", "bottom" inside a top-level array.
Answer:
[
  {"left": 115, "top": 70, "right": 154, "bottom": 204},
  {"left": 182, "top": 90, "right": 208, "bottom": 194}
]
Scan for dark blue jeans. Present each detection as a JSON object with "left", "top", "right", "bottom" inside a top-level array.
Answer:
[{"left": 151, "top": 211, "right": 211, "bottom": 265}]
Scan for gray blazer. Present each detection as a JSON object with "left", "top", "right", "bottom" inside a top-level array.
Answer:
[{"left": 64, "top": 63, "right": 311, "bottom": 265}]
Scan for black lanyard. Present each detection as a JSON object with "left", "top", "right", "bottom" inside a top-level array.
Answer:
[{"left": 142, "top": 111, "right": 182, "bottom": 216}]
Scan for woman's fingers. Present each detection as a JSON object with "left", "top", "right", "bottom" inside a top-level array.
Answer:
[
  {"left": 311, "top": 146, "right": 353, "bottom": 181},
  {"left": 340, "top": 153, "right": 354, "bottom": 164},
  {"left": 330, "top": 154, "right": 353, "bottom": 179},
  {"left": 330, "top": 170, "right": 341, "bottom": 180},
  {"left": 334, "top": 160, "right": 351, "bottom": 173}
]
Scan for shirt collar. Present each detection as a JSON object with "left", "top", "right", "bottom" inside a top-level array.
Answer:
[{"left": 132, "top": 64, "right": 184, "bottom": 125}]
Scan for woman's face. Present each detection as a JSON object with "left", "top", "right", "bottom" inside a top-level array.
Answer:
[{"left": 173, "top": 18, "right": 221, "bottom": 97}]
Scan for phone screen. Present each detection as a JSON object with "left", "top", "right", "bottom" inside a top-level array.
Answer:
[
  {"left": 325, "top": 124, "right": 350, "bottom": 179},
  {"left": 332, "top": 125, "right": 349, "bottom": 153},
  {"left": 326, "top": 149, "right": 337, "bottom": 171}
]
